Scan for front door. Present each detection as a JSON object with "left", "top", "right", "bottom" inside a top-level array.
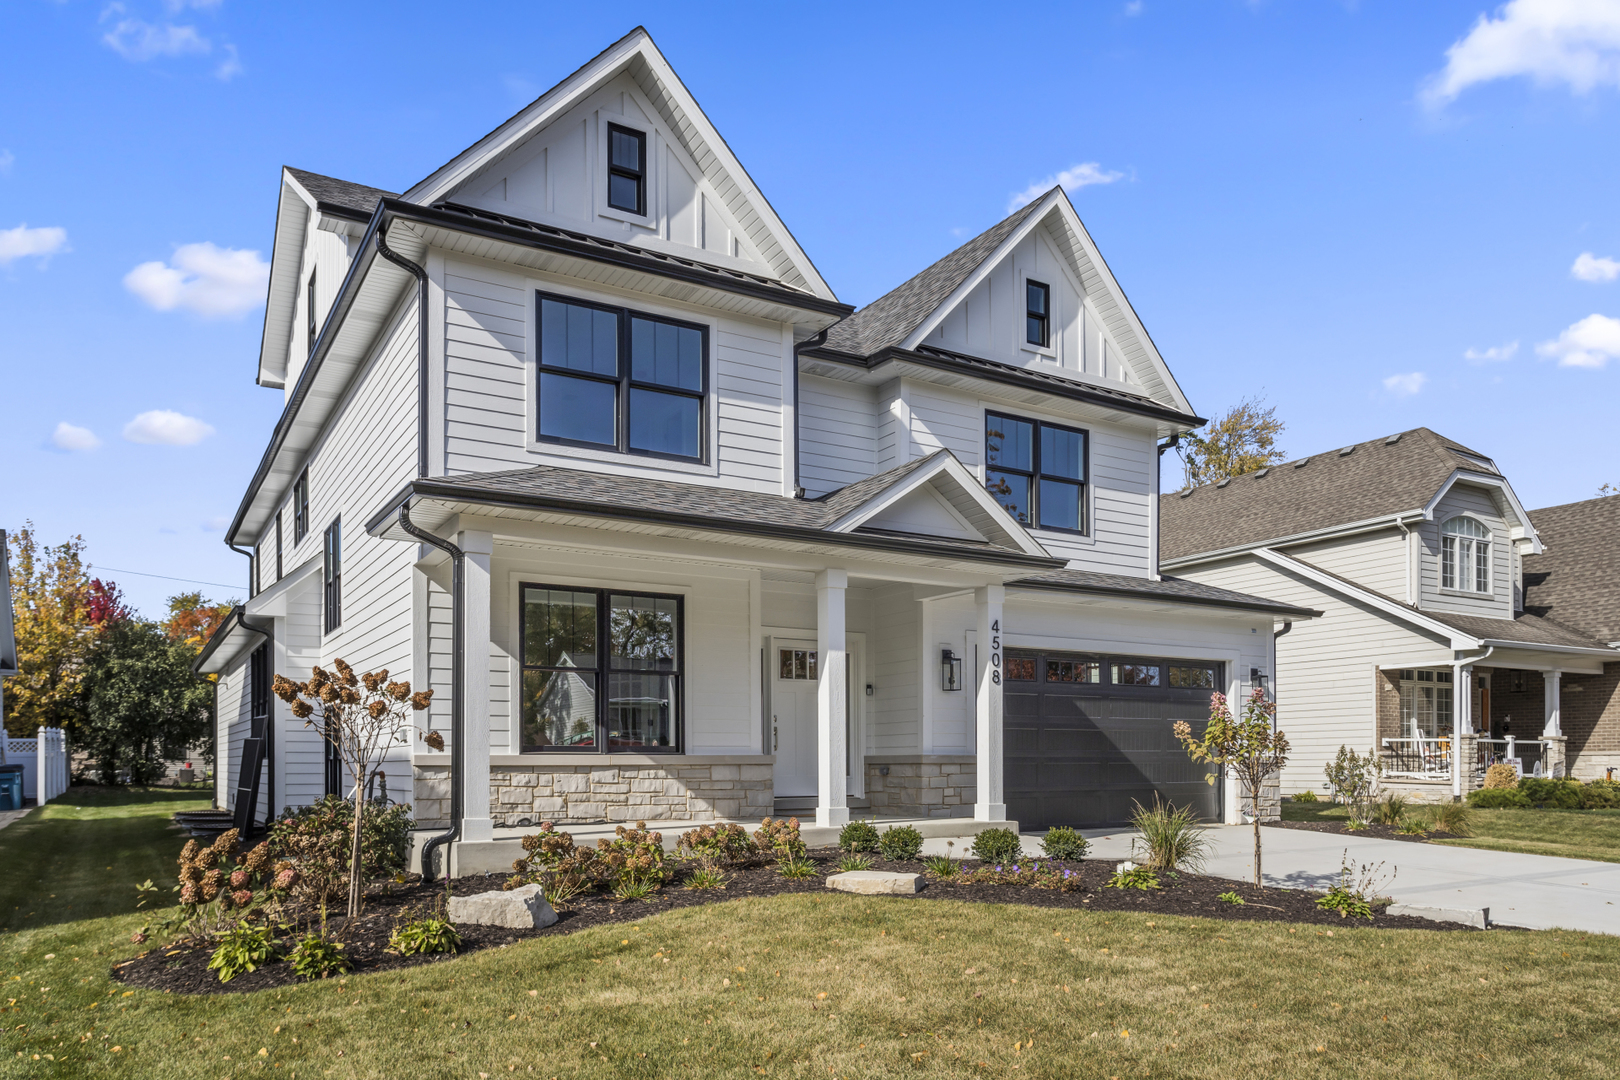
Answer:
[{"left": 771, "top": 640, "right": 819, "bottom": 798}]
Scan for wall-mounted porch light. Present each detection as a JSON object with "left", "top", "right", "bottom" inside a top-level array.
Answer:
[
  {"left": 941, "top": 649, "right": 963, "bottom": 692},
  {"left": 1250, "top": 666, "right": 1269, "bottom": 690}
]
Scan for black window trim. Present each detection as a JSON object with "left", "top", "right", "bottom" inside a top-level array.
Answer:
[
  {"left": 306, "top": 268, "right": 318, "bottom": 349},
  {"left": 322, "top": 516, "right": 342, "bottom": 635},
  {"left": 518, "top": 581, "right": 686, "bottom": 755},
  {"left": 534, "top": 290, "right": 710, "bottom": 464},
  {"left": 984, "top": 410, "right": 1090, "bottom": 536},
  {"left": 1025, "top": 279, "right": 1051, "bottom": 349},
  {"left": 293, "top": 469, "right": 309, "bottom": 544},
  {"left": 274, "top": 512, "right": 284, "bottom": 582},
  {"left": 605, "top": 123, "right": 647, "bottom": 217}
]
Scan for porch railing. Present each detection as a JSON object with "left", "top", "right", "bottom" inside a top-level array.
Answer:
[
  {"left": 1380, "top": 737, "right": 1452, "bottom": 779},
  {"left": 1476, "top": 737, "right": 1552, "bottom": 778}
]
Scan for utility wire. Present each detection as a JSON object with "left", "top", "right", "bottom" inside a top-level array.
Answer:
[{"left": 91, "top": 566, "right": 242, "bottom": 591}]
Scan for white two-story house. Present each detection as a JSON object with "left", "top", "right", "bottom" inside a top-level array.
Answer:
[{"left": 196, "top": 28, "right": 1312, "bottom": 875}]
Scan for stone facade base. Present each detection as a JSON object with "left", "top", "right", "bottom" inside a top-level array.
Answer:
[
  {"left": 1570, "top": 752, "right": 1620, "bottom": 782},
  {"left": 1378, "top": 778, "right": 1457, "bottom": 805},
  {"left": 413, "top": 761, "right": 774, "bottom": 827},
  {"left": 1236, "top": 775, "right": 1281, "bottom": 822},
  {"left": 863, "top": 757, "right": 976, "bottom": 819}
]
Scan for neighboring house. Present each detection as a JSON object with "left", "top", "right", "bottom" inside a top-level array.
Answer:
[
  {"left": 196, "top": 28, "right": 1311, "bottom": 874},
  {"left": 1161, "top": 428, "right": 1620, "bottom": 801},
  {"left": 1521, "top": 495, "right": 1620, "bottom": 780}
]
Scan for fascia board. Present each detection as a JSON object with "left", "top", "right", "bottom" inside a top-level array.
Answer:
[
  {"left": 194, "top": 607, "right": 271, "bottom": 676},
  {"left": 1161, "top": 512, "right": 1426, "bottom": 569},
  {"left": 1254, "top": 548, "right": 1477, "bottom": 648},
  {"left": 257, "top": 171, "right": 318, "bottom": 389},
  {"left": 1473, "top": 639, "right": 1620, "bottom": 658},
  {"left": 824, "top": 455, "right": 1050, "bottom": 558},
  {"left": 1424, "top": 470, "right": 1543, "bottom": 554},
  {"left": 244, "top": 551, "right": 322, "bottom": 619}
]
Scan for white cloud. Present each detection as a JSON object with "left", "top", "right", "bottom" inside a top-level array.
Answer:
[
  {"left": 0, "top": 224, "right": 69, "bottom": 264},
  {"left": 1008, "top": 162, "right": 1125, "bottom": 212},
  {"left": 102, "top": 15, "right": 211, "bottom": 61},
  {"left": 1423, "top": 0, "right": 1620, "bottom": 106},
  {"left": 123, "top": 241, "right": 268, "bottom": 317},
  {"left": 0, "top": 150, "right": 13, "bottom": 177},
  {"left": 163, "top": 0, "right": 222, "bottom": 11},
  {"left": 123, "top": 410, "right": 215, "bottom": 446},
  {"left": 50, "top": 422, "right": 101, "bottom": 452},
  {"left": 1536, "top": 312, "right": 1620, "bottom": 367},
  {"left": 1573, "top": 251, "right": 1620, "bottom": 282},
  {"left": 1123, "top": 0, "right": 1144, "bottom": 14},
  {"left": 1465, "top": 340, "right": 1519, "bottom": 363},
  {"left": 1383, "top": 372, "right": 1429, "bottom": 396},
  {"left": 214, "top": 43, "right": 242, "bottom": 81},
  {"left": 202, "top": 515, "right": 230, "bottom": 531}
]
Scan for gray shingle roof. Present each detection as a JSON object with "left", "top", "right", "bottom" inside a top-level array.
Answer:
[
  {"left": 1422, "top": 608, "right": 1612, "bottom": 652},
  {"left": 1159, "top": 427, "right": 1499, "bottom": 564},
  {"left": 285, "top": 167, "right": 396, "bottom": 218},
  {"left": 1524, "top": 496, "right": 1620, "bottom": 644},
  {"left": 1011, "top": 568, "right": 1320, "bottom": 617},
  {"left": 822, "top": 196, "right": 1049, "bottom": 357}
]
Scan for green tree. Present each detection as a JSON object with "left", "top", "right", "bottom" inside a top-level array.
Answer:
[
  {"left": 1175, "top": 688, "right": 1290, "bottom": 887},
  {"left": 1178, "top": 396, "right": 1286, "bottom": 490},
  {"left": 4, "top": 524, "right": 96, "bottom": 739},
  {"left": 79, "top": 620, "right": 214, "bottom": 784}
]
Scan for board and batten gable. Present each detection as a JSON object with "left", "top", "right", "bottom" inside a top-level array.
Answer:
[
  {"left": 1418, "top": 483, "right": 1515, "bottom": 622},
  {"left": 436, "top": 253, "right": 794, "bottom": 494}
]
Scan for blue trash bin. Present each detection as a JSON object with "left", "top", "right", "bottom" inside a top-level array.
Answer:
[{"left": 0, "top": 766, "right": 23, "bottom": 812}]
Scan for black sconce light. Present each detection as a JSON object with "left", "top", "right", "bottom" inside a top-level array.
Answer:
[
  {"left": 941, "top": 649, "right": 963, "bottom": 692},
  {"left": 1251, "top": 667, "right": 1269, "bottom": 690}
]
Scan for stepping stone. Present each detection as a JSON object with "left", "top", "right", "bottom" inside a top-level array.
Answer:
[
  {"left": 448, "top": 883, "right": 559, "bottom": 928},
  {"left": 826, "top": 871, "right": 923, "bottom": 895}
]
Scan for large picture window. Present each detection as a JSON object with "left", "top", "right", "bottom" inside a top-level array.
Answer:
[
  {"left": 537, "top": 294, "right": 706, "bottom": 462},
  {"left": 985, "top": 412, "right": 1088, "bottom": 533},
  {"left": 1398, "top": 669, "right": 1453, "bottom": 739},
  {"left": 520, "top": 584, "right": 683, "bottom": 753}
]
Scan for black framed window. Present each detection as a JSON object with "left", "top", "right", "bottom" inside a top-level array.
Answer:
[
  {"left": 537, "top": 293, "right": 706, "bottom": 461},
  {"left": 306, "top": 269, "right": 318, "bottom": 346},
  {"left": 985, "top": 412, "right": 1088, "bottom": 533},
  {"left": 606, "top": 124, "right": 646, "bottom": 215},
  {"left": 322, "top": 517, "right": 341, "bottom": 634},
  {"left": 520, "top": 584, "right": 683, "bottom": 753},
  {"left": 1026, "top": 280, "right": 1050, "bottom": 347},
  {"left": 250, "top": 643, "right": 270, "bottom": 722},
  {"left": 275, "top": 513, "right": 284, "bottom": 581},
  {"left": 293, "top": 469, "right": 309, "bottom": 544}
]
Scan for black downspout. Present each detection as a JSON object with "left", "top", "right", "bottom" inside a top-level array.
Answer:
[
  {"left": 397, "top": 501, "right": 464, "bottom": 882},
  {"left": 790, "top": 329, "right": 829, "bottom": 498},
  {"left": 375, "top": 219, "right": 431, "bottom": 479},
  {"left": 1269, "top": 620, "right": 1293, "bottom": 728}
]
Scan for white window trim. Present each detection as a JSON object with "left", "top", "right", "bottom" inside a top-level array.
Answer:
[{"left": 1439, "top": 514, "right": 1493, "bottom": 595}]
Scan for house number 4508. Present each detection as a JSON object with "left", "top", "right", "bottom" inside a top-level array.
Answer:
[{"left": 990, "top": 619, "right": 1002, "bottom": 686}]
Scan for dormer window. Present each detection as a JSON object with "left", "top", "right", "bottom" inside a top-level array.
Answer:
[
  {"left": 607, "top": 124, "right": 646, "bottom": 215},
  {"left": 1441, "top": 516, "right": 1490, "bottom": 593},
  {"left": 1025, "top": 280, "right": 1050, "bottom": 348}
]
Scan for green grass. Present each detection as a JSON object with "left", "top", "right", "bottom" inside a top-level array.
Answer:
[
  {"left": 1283, "top": 798, "right": 1620, "bottom": 864},
  {"left": 7, "top": 790, "right": 1620, "bottom": 1078}
]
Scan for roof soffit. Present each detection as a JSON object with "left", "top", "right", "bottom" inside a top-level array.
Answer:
[
  {"left": 257, "top": 172, "right": 317, "bottom": 389},
  {"left": 402, "top": 28, "right": 834, "bottom": 302}
]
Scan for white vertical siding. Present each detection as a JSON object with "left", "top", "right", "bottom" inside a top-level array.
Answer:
[
  {"left": 1419, "top": 485, "right": 1515, "bottom": 621},
  {"left": 870, "top": 584, "right": 921, "bottom": 753}
]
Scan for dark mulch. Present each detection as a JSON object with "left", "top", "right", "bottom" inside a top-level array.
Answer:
[
  {"left": 1266, "top": 819, "right": 1436, "bottom": 843},
  {"left": 113, "top": 847, "right": 1476, "bottom": 996}
]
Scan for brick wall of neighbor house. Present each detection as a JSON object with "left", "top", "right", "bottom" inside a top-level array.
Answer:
[
  {"left": 1375, "top": 669, "right": 1402, "bottom": 746},
  {"left": 411, "top": 763, "right": 774, "bottom": 827},
  {"left": 1564, "top": 662, "right": 1620, "bottom": 780},
  {"left": 864, "top": 758, "right": 976, "bottom": 818},
  {"left": 1489, "top": 669, "right": 1546, "bottom": 739}
]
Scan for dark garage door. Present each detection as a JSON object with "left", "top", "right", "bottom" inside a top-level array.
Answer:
[{"left": 1004, "top": 649, "right": 1224, "bottom": 828}]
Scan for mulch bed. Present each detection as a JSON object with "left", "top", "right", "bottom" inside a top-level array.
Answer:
[
  {"left": 1266, "top": 819, "right": 1437, "bottom": 843},
  {"left": 112, "top": 847, "right": 1476, "bottom": 996}
]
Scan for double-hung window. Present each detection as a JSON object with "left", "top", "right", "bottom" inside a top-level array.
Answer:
[
  {"left": 606, "top": 124, "right": 646, "bottom": 215},
  {"left": 519, "top": 584, "right": 683, "bottom": 753},
  {"left": 1440, "top": 516, "right": 1491, "bottom": 593},
  {"left": 293, "top": 469, "right": 309, "bottom": 544},
  {"left": 322, "top": 518, "right": 341, "bottom": 634},
  {"left": 984, "top": 412, "right": 1088, "bottom": 533},
  {"left": 537, "top": 294, "right": 706, "bottom": 461},
  {"left": 1025, "top": 280, "right": 1050, "bottom": 348}
]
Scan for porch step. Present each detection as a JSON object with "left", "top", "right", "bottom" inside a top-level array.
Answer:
[{"left": 774, "top": 797, "right": 870, "bottom": 816}]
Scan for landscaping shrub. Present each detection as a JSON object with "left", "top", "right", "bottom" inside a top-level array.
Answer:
[
  {"left": 970, "top": 828, "right": 1022, "bottom": 865},
  {"left": 838, "top": 820, "right": 881, "bottom": 853},
  {"left": 1467, "top": 787, "right": 1531, "bottom": 809},
  {"left": 1396, "top": 818, "right": 1430, "bottom": 836},
  {"left": 1130, "top": 798, "right": 1210, "bottom": 872},
  {"left": 1426, "top": 803, "right": 1474, "bottom": 835},
  {"left": 288, "top": 931, "right": 349, "bottom": 980},
  {"left": 389, "top": 916, "right": 461, "bottom": 956},
  {"left": 775, "top": 855, "right": 819, "bottom": 880},
  {"left": 1040, "top": 826, "right": 1089, "bottom": 861},
  {"left": 1373, "top": 794, "right": 1409, "bottom": 825},
  {"left": 1291, "top": 789, "right": 1319, "bottom": 803},
  {"left": 922, "top": 855, "right": 959, "bottom": 879},
  {"left": 268, "top": 796, "right": 413, "bottom": 907},
  {"left": 877, "top": 824, "right": 924, "bottom": 861},
  {"left": 684, "top": 866, "right": 727, "bottom": 890},
  {"left": 208, "top": 921, "right": 281, "bottom": 984},
  {"left": 753, "top": 817, "right": 807, "bottom": 862},
  {"left": 1315, "top": 885, "right": 1374, "bottom": 920},
  {"left": 964, "top": 861, "right": 1081, "bottom": 891},
  {"left": 1106, "top": 862, "right": 1160, "bottom": 891},
  {"left": 1482, "top": 763, "right": 1518, "bottom": 789},
  {"left": 1325, "top": 745, "right": 1381, "bottom": 821},
  {"left": 1217, "top": 890, "right": 1245, "bottom": 905},
  {"left": 597, "top": 822, "right": 674, "bottom": 899},
  {"left": 1581, "top": 780, "right": 1620, "bottom": 809},
  {"left": 676, "top": 823, "right": 755, "bottom": 868},
  {"left": 175, "top": 830, "right": 281, "bottom": 935},
  {"left": 836, "top": 852, "right": 874, "bottom": 872},
  {"left": 506, "top": 824, "right": 602, "bottom": 909},
  {"left": 1519, "top": 778, "right": 1583, "bottom": 809}
]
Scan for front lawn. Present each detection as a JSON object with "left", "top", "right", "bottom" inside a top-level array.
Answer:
[
  {"left": 1282, "top": 798, "right": 1620, "bottom": 864},
  {"left": 6, "top": 790, "right": 1620, "bottom": 1078}
]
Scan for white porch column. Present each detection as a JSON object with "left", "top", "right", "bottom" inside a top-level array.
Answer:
[
  {"left": 815, "top": 569, "right": 849, "bottom": 828},
  {"left": 974, "top": 585, "right": 1007, "bottom": 822},
  {"left": 457, "top": 529, "right": 494, "bottom": 844},
  {"left": 1452, "top": 663, "right": 1473, "bottom": 798},
  {"left": 1543, "top": 671, "right": 1563, "bottom": 737}
]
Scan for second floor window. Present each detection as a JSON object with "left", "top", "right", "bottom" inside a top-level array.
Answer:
[
  {"left": 293, "top": 469, "right": 309, "bottom": 544},
  {"left": 985, "top": 412, "right": 1088, "bottom": 533},
  {"left": 323, "top": 518, "right": 342, "bottom": 634},
  {"left": 275, "top": 513, "right": 284, "bottom": 581},
  {"left": 1441, "top": 516, "right": 1490, "bottom": 593},
  {"left": 1026, "top": 280, "right": 1050, "bottom": 347},
  {"left": 307, "top": 269, "right": 318, "bottom": 346},
  {"left": 607, "top": 124, "right": 646, "bottom": 215},
  {"left": 537, "top": 294, "right": 706, "bottom": 461}
]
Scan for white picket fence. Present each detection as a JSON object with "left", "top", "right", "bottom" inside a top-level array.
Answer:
[{"left": 1, "top": 726, "right": 68, "bottom": 804}]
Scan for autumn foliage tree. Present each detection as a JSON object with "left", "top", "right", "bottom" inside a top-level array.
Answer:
[
  {"left": 4, "top": 524, "right": 97, "bottom": 739},
  {"left": 162, "top": 591, "right": 235, "bottom": 652},
  {"left": 1174, "top": 688, "right": 1290, "bottom": 887},
  {"left": 1178, "top": 396, "right": 1287, "bottom": 490}
]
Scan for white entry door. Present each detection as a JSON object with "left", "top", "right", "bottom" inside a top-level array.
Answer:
[{"left": 771, "top": 639, "right": 819, "bottom": 798}]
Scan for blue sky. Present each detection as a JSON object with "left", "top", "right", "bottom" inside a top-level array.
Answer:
[{"left": 3, "top": 0, "right": 1618, "bottom": 617}]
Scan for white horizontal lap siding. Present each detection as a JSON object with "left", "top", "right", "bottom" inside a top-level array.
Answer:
[
  {"left": 281, "top": 579, "right": 327, "bottom": 808},
  {"left": 906, "top": 386, "right": 982, "bottom": 466},
  {"left": 797, "top": 375, "right": 877, "bottom": 498},
  {"left": 1419, "top": 486, "right": 1514, "bottom": 621},
  {"left": 425, "top": 586, "right": 454, "bottom": 751},
  {"left": 217, "top": 662, "right": 249, "bottom": 810},
  {"left": 713, "top": 323, "right": 783, "bottom": 486},
  {"left": 1284, "top": 530, "right": 1408, "bottom": 601},
  {"left": 443, "top": 264, "right": 530, "bottom": 474},
  {"left": 1177, "top": 556, "right": 1451, "bottom": 795},
  {"left": 1041, "top": 424, "right": 1153, "bottom": 576}
]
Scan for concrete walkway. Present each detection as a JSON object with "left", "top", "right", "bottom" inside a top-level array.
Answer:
[{"left": 1070, "top": 824, "right": 1620, "bottom": 935}]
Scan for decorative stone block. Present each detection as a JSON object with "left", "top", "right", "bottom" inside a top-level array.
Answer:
[
  {"left": 448, "top": 884, "right": 558, "bottom": 929},
  {"left": 826, "top": 871, "right": 923, "bottom": 895}
]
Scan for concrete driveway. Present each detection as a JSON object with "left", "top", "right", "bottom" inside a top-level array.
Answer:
[{"left": 1059, "top": 824, "right": 1620, "bottom": 935}]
